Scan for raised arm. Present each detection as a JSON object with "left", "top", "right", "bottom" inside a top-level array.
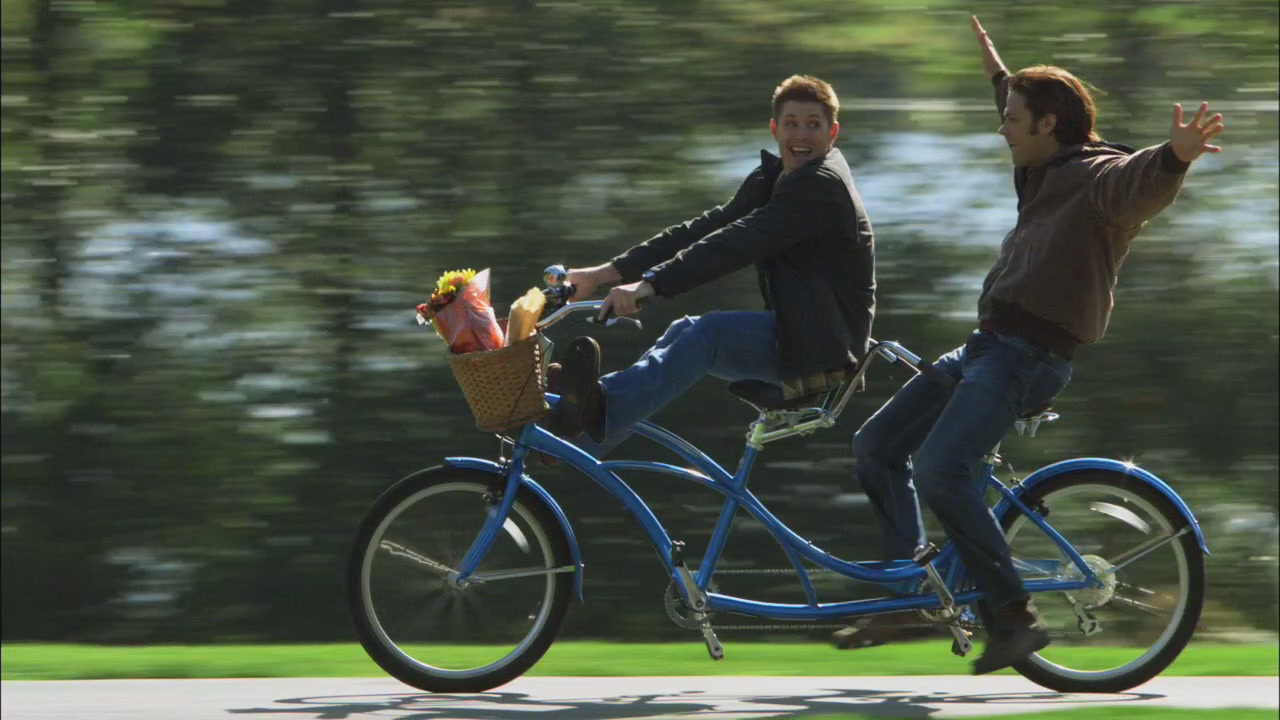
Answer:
[
  {"left": 1091, "top": 102, "right": 1224, "bottom": 227},
  {"left": 971, "top": 16, "right": 1009, "bottom": 85}
]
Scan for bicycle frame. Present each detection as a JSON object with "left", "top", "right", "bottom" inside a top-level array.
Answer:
[{"left": 449, "top": 405, "right": 1104, "bottom": 623}]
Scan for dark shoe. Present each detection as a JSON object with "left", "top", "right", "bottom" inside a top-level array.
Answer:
[
  {"left": 546, "top": 338, "right": 606, "bottom": 442},
  {"left": 972, "top": 597, "right": 1050, "bottom": 675},
  {"left": 831, "top": 611, "right": 945, "bottom": 650}
]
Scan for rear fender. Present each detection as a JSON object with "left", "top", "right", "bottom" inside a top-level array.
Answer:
[{"left": 996, "top": 457, "right": 1208, "bottom": 555}]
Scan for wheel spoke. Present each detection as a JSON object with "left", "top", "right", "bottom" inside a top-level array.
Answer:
[
  {"left": 1000, "top": 473, "right": 1203, "bottom": 693},
  {"left": 1089, "top": 501, "right": 1152, "bottom": 534},
  {"left": 353, "top": 475, "right": 571, "bottom": 692},
  {"left": 471, "top": 565, "right": 577, "bottom": 583},
  {"left": 378, "top": 539, "right": 455, "bottom": 577},
  {"left": 1110, "top": 594, "right": 1167, "bottom": 616},
  {"left": 1105, "top": 527, "right": 1188, "bottom": 573}
]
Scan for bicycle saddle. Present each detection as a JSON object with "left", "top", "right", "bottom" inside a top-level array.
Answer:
[
  {"left": 727, "top": 379, "right": 830, "bottom": 411},
  {"left": 1020, "top": 402, "right": 1054, "bottom": 420}
]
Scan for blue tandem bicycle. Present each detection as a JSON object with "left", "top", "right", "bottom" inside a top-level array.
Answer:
[{"left": 348, "top": 268, "right": 1207, "bottom": 695}]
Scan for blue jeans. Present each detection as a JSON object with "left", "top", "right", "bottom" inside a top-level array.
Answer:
[
  {"left": 853, "top": 330, "right": 1073, "bottom": 607},
  {"left": 592, "top": 312, "right": 782, "bottom": 449}
]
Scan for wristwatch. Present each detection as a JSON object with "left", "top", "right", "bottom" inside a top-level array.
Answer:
[{"left": 641, "top": 269, "right": 662, "bottom": 298}]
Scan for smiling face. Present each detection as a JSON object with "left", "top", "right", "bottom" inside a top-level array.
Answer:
[
  {"left": 999, "top": 90, "right": 1061, "bottom": 168},
  {"left": 770, "top": 100, "right": 839, "bottom": 173}
]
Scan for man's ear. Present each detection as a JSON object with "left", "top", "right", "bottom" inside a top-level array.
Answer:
[
  {"left": 829, "top": 121, "right": 840, "bottom": 143},
  {"left": 770, "top": 117, "right": 778, "bottom": 140},
  {"left": 1038, "top": 112, "right": 1057, "bottom": 137}
]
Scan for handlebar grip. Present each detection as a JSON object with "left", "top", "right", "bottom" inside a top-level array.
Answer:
[
  {"left": 589, "top": 316, "right": 643, "bottom": 329},
  {"left": 592, "top": 293, "right": 646, "bottom": 321},
  {"left": 587, "top": 297, "right": 644, "bottom": 329}
]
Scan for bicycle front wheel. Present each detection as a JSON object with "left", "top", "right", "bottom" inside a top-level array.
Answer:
[
  {"left": 347, "top": 465, "right": 573, "bottom": 693},
  {"left": 1001, "top": 469, "right": 1205, "bottom": 693}
]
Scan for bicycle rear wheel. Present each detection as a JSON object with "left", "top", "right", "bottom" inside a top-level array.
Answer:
[
  {"left": 1000, "top": 469, "right": 1204, "bottom": 693},
  {"left": 348, "top": 465, "right": 573, "bottom": 693}
]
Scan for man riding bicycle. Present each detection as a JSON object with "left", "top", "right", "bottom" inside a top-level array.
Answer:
[
  {"left": 832, "top": 16, "right": 1225, "bottom": 674},
  {"left": 547, "top": 75, "right": 877, "bottom": 449}
]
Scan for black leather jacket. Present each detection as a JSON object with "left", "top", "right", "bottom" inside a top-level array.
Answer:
[{"left": 611, "top": 147, "right": 876, "bottom": 384}]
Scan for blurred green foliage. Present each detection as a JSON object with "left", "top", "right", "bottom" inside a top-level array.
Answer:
[{"left": 1, "top": 0, "right": 1276, "bottom": 643}]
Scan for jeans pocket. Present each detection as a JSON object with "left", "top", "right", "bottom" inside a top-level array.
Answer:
[{"left": 1022, "top": 357, "right": 1072, "bottom": 414}]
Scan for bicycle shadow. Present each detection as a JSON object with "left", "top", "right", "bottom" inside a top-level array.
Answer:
[{"left": 229, "top": 685, "right": 1164, "bottom": 718}]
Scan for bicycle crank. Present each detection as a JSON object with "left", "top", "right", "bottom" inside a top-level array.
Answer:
[{"left": 663, "top": 579, "right": 719, "bottom": 630}]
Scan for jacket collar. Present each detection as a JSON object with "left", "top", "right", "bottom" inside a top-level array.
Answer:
[
  {"left": 761, "top": 149, "right": 785, "bottom": 186},
  {"left": 1017, "top": 141, "right": 1136, "bottom": 203},
  {"left": 760, "top": 147, "right": 844, "bottom": 183}
]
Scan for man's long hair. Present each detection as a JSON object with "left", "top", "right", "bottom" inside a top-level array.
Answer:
[
  {"left": 772, "top": 75, "right": 839, "bottom": 125},
  {"left": 1009, "top": 65, "right": 1102, "bottom": 146}
]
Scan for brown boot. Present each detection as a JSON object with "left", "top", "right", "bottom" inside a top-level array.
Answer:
[
  {"left": 971, "top": 597, "right": 1050, "bottom": 675},
  {"left": 545, "top": 337, "right": 605, "bottom": 442}
]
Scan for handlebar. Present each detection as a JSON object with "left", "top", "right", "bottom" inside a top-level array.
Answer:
[
  {"left": 535, "top": 267, "right": 950, "bottom": 388},
  {"left": 873, "top": 340, "right": 955, "bottom": 388},
  {"left": 535, "top": 265, "right": 643, "bottom": 332}
]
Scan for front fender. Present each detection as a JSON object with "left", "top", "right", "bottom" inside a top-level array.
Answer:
[
  {"left": 445, "top": 457, "right": 585, "bottom": 600},
  {"left": 996, "top": 457, "right": 1208, "bottom": 555}
]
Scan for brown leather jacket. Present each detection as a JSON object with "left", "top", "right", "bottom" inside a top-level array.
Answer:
[{"left": 979, "top": 72, "right": 1190, "bottom": 359}]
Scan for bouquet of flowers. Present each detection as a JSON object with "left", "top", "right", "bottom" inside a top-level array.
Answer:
[{"left": 416, "top": 268, "right": 504, "bottom": 354}]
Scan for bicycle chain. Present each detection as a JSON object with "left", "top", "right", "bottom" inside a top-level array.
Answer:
[
  {"left": 666, "top": 568, "right": 982, "bottom": 633},
  {"left": 711, "top": 567, "right": 837, "bottom": 575},
  {"left": 674, "top": 567, "right": 1096, "bottom": 638}
]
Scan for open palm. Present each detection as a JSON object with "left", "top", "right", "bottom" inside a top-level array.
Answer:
[{"left": 1170, "top": 102, "right": 1224, "bottom": 163}]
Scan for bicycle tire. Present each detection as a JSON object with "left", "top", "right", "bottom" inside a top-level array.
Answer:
[
  {"left": 347, "top": 465, "right": 573, "bottom": 693},
  {"left": 1000, "top": 468, "right": 1205, "bottom": 693}
]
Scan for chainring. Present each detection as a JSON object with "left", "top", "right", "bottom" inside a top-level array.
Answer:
[{"left": 664, "top": 580, "right": 718, "bottom": 629}]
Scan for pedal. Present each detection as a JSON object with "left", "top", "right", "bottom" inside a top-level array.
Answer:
[
  {"left": 949, "top": 626, "right": 973, "bottom": 657},
  {"left": 699, "top": 619, "right": 724, "bottom": 661}
]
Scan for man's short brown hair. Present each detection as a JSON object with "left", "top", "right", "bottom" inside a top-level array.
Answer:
[
  {"left": 1009, "top": 65, "right": 1101, "bottom": 146},
  {"left": 772, "top": 75, "right": 839, "bottom": 125}
]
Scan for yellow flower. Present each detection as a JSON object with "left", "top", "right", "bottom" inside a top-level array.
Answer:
[{"left": 434, "top": 268, "right": 477, "bottom": 298}]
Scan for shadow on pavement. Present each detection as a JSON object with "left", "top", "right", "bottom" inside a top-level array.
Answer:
[{"left": 230, "top": 685, "right": 1164, "bottom": 718}]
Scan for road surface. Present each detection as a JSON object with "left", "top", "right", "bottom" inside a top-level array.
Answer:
[{"left": 3, "top": 675, "right": 1277, "bottom": 719}]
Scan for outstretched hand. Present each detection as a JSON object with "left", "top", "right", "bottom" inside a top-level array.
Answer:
[
  {"left": 971, "top": 16, "right": 1007, "bottom": 82},
  {"left": 1169, "top": 102, "right": 1224, "bottom": 163}
]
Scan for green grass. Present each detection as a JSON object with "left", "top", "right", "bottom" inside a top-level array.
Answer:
[
  {"left": 803, "top": 707, "right": 1274, "bottom": 712},
  {"left": 2, "top": 640, "right": 1275, "bottom": 680}
]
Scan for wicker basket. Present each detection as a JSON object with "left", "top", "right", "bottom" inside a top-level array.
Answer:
[{"left": 447, "top": 333, "right": 551, "bottom": 432}]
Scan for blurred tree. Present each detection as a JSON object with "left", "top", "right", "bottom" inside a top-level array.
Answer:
[{"left": 1, "top": 0, "right": 1275, "bottom": 643}]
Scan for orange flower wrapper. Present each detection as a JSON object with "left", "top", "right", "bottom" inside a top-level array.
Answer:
[{"left": 416, "top": 268, "right": 504, "bottom": 354}]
